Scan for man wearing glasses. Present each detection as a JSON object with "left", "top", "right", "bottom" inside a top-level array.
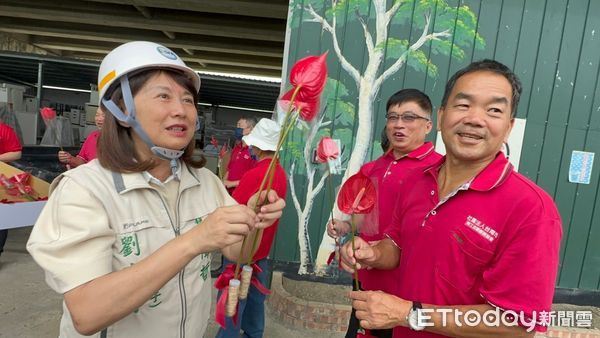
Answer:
[
  {"left": 341, "top": 60, "right": 561, "bottom": 337},
  {"left": 328, "top": 88, "right": 442, "bottom": 338}
]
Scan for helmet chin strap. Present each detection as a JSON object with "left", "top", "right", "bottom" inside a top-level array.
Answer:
[{"left": 102, "top": 75, "right": 184, "bottom": 177}]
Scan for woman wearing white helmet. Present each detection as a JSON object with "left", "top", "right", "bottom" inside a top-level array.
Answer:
[{"left": 27, "top": 41, "right": 285, "bottom": 338}]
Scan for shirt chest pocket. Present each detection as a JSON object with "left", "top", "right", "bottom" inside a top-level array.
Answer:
[
  {"left": 113, "top": 217, "right": 173, "bottom": 263},
  {"left": 435, "top": 225, "right": 496, "bottom": 291}
]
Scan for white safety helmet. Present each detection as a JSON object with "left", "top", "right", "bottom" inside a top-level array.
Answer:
[
  {"left": 97, "top": 41, "right": 200, "bottom": 104},
  {"left": 97, "top": 41, "right": 201, "bottom": 176}
]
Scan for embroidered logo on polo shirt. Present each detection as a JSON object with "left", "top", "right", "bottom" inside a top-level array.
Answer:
[{"left": 464, "top": 215, "right": 498, "bottom": 242}]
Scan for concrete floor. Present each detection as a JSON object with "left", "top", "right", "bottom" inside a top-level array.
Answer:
[{"left": 0, "top": 227, "right": 342, "bottom": 338}]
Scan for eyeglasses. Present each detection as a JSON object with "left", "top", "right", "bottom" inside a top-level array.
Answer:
[{"left": 385, "top": 113, "right": 430, "bottom": 123}]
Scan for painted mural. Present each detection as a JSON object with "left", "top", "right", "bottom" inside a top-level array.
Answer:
[{"left": 279, "top": 0, "right": 483, "bottom": 275}]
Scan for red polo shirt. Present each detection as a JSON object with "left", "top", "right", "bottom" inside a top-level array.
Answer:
[
  {"left": 357, "top": 142, "right": 441, "bottom": 294},
  {"left": 0, "top": 122, "right": 22, "bottom": 155},
  {"left": 77, "top": 130, "right": 100, "bottom": 162},
  {"left": 385, "top": 153, "right": 562, "bottom": 337},
  {"left": 232, "top": 158, "right": 287, "bottom": 261},
  {"left": 227, "top": 143, "right": 256, "bottom": 182}
]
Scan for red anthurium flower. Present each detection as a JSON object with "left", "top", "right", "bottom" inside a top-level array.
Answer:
[
  {"left": 337, "top": 172, "right": 376, "bottom": 214},
  {"left": 280, "top": 89, "right": 320, "bottom": 122},
  {"left": 219, "top": 144, "right": 228, "bottom": 159},
  {"left": 210, "top": 136, "right": 219, "bottom": 148},
  {"left": 289, "top": 52, "right": 328, "bottom": 101},
  {"left": 40, "top": 107, "right": 57, "bottom": 122},
  {"left": 297, "top": 98, "right": 320, "bottom": 122},
  {"left": 316, "top": 137, "right": 340, "bottom": 163}
]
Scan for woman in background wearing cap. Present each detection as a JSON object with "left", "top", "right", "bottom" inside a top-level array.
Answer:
[
  {"left": 27, "top": 42, "right": 285, "bottom": 338},
  {"left": 216, "top": 118, "right": 288, "bottom": 338}
]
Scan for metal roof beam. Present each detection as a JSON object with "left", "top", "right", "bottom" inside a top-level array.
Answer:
[
  {"left": 0, "top": 18, "right": 283, "bottom": 58},
  {"left": 0, "top": 0, "right": 285, "bottom": 42},
  {"left": 81, "top": 0, "right": 289, "bottom": 19}
]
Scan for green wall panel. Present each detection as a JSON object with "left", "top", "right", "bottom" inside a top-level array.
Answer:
[{"left": 277, "top": 0, "right": 600, "bottom": 290}]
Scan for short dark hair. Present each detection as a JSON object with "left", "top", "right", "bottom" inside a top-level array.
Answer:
[
  {"left": 98, "top": 68, "right": 205, "bottom": 173},
  {"left": 441, "top": 59, "right": 522, "bottom": 117},
  {"left": 386, "top": 88, "right": 433, "bottom": 115},
  {"left": 240, "top": 116, "right": 258, "bottom": 128}
]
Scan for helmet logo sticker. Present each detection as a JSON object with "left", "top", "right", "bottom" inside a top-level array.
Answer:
[{"left": 157, "top": 46, "right": 178, "bottom": 60}]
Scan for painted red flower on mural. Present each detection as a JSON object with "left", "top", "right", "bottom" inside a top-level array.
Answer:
[{"left": 316, "top": 137, "right": 340, "bottom": 163}]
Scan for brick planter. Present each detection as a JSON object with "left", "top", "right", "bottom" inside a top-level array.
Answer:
[
  {"left": 268, "top": 271, "right": 351, "bottom": 332},
  {"left": 267, "top": 272, "right": 600, "bottom": 338}
]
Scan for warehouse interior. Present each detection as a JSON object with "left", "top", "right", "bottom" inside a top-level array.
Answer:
[{"left": 0, "top": 0, "right": 287, "bottom": 168}]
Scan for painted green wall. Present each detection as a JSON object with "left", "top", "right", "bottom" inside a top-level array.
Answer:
[{"left": 272, "top": 0, "right": 600, "bottom": 290}]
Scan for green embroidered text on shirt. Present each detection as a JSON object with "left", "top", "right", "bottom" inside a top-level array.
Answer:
[
  {"left": 149, "top": 291, "right": 162, "bottom": 308},
  {"left": 200, "top": 263, "right": 210, "bottom": 281},
  {"left": 119, "top": 233, "right": 141, "bottom": 257}
]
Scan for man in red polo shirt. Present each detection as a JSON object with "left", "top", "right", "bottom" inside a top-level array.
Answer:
[
  {"left": 0, "top": 118, "right": 23, "bottom": 258},
  {"left": 341, "top": 60, "right": 562, "bottom": 337},
  {"left": 223, "top": 116, "right": 257, "bottom": 194},
  {"left": 327, "top": 89, "right": 441, "bottom": 338},
  {"left": 216, "top": 118, "right": 287, "bottom": 338}
]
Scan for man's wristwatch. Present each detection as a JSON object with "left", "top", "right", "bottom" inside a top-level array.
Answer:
[{"left": 406, "top": 301, "right": 426, "bottom": 331}]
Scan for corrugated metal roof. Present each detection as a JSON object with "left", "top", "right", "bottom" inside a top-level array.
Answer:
[{"left": 0, "top": 52, "right": 281, "bottom": 112}]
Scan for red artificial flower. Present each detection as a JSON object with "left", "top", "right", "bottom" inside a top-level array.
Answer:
[
  {"left": 0, "top": 173, "right": 36, "bottom": 200},
  {"left": 278, "top": 52, "right": 328, "bottom": 122},
  {"left": 316, "top": 137, "right": 340, "bottom": 163},
  {"left": 40, "top": 107, "right": 57, "bottom": 122},
  {"left": 289, "top": 52, "right": 328, "bottom": 101},
  {"left": 219, "top": 144, "right": 228, "bottom": 159},
  {"left": 280, "top": 89, "right": 321, "bottom": 122},
  {"left": 210, "top": 136, "right": 219, "bottom": 148},
  {"left": 337, "top": 172, "right": 376, "bottom": 214}
]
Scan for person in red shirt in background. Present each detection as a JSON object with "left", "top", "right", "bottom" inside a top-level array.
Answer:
[
  {"left": 0, "top": 118, "right": 23, "bottom": 258},
  {"left": 327, "top": 89, "right": 441, "bottom": 338},
  {"left": 216, "top": 118, "right": 288, "bottom": 338},
  {"left": 0, "top": 119, "right": 22, "bottom": 163},
  {"left": 223, "top": 116, "right": 257, "bottom": 194},
  {"left": 57, "top": 107, "right": 105, "bottom": 168},
  {"left": 341, "top": 60, "right": 561, "bottom": 337}
]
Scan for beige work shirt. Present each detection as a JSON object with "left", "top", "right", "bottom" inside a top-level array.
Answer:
[{"left": 27, "top": 159, "right": 236, "bottom": 338}]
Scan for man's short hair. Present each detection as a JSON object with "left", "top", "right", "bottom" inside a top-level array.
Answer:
[
  {"left": 386, "top": 89, "right": 433, "bottom": 116},
  {"left": 441, "top": 59, "right": 522, "bottom": 117},
  {"left": 240, "top": 116, "right": 258, "bottom": 128}
]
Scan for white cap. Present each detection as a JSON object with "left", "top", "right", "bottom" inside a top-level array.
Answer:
[
  {"left": 97, "top": 41, "right": 201, "bottom": 104},
  {"left": 242, "top": 118, "right": 280, "bottom": 152}
]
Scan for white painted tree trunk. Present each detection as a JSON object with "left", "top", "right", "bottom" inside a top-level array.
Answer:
[
  {"left": 291, "top": 161, "right": 330, "bottom": 274},
  {"left": 293, "top": 165, "right": 315, "bottom": 275},
  {"left": 314, "top": 81, "right": 378, "bottom": 273},
  {"left": 290, "top": 116, "right": 331, "bottom": 274},
  {"left": 302, "top": 1, "right": 448, "bottom": 274}
]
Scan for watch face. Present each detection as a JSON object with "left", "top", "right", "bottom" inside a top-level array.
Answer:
[{"left": 409, "top": 309, "right": 426, "bottom": 331}]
